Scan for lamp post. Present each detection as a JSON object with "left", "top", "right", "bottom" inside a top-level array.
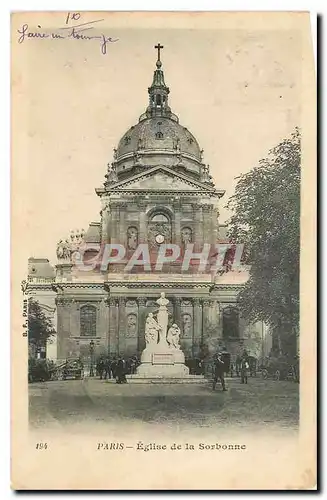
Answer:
[{"left": 89, "top": 340, "right": 95, "bottom": 377}]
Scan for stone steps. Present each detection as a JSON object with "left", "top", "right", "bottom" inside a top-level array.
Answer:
[{"left": 126, "top": 375, "right": 207, "bottom": 384}]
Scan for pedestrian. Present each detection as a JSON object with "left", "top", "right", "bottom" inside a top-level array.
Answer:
[
  {"left": 103, "top": 357, "right": 111, "bottom": 380},
  {"left": 111, "top": 357, "right": 117, "bottom": 379},
  {"left": 97, "top": 357, "right": 105, "bottom": 380},
  {"left": 235, "top": 354, "right": 241, "bottom": 377},
  {"left": 116, "top": 357, "right": 127, "bottom": 384},
  {"left": 212, "top": 353, "right": 227, "bottom": 391},
  {"left": 130, "top": 356, "right": 137, "bottom": 375},
  {"left": 221, "top": 346, "right": 231, "bottom": 375},
  {"left": 240, "top": 357, "right": 249, "bottom": 384}
]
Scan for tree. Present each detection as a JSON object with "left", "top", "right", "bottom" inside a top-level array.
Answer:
[
  {"left": 226, "top": 128, "right": 300, "bottom": 355},
  {"left": 28, "top": 298, "right": 56, "bottom": 357}
]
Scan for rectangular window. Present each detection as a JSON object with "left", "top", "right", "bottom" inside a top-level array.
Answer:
[{"left": 80, "top": 305, "right": 96, "bottom": 337}]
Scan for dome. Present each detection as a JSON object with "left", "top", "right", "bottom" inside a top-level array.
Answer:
[
  {"left": 116, "top": 117, "right": 201, "bottom": 161},
  {"left": 104, "top": 46, "right": 211, "bottom": 186}
]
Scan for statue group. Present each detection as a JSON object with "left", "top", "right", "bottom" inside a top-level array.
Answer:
[{"left": 144, "top": 292, "right": 181, "bottom": 350}]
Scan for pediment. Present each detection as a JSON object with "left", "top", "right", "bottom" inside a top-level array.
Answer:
[{"left": 108, "top": 166, "right": 219, "bottom": 194}]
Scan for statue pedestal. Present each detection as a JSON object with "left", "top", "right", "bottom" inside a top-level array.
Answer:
[
  {"left": 137, "top": 345, "right": 189, "bottom": 377},
  {"left": 127, "top": 293, "right": 205, "bottom": 383},
  {"left": 126, "top": 344, "right": 205, "bottom": 382}
]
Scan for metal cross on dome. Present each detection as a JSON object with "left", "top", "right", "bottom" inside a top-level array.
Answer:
[{"left": 155, "top": 43, "right": 164, "bottom": 61}]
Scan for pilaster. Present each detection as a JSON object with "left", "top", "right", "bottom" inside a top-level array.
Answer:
[
  {"left": 109, "top": 297, "right": 118, "bottom": 355},
  {"left": 137, "top": 297, "right": 146, "bottom": 353}
]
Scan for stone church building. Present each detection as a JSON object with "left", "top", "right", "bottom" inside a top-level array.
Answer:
[{"left": 26, "top": 47, "right": 272, "bottom": 362}]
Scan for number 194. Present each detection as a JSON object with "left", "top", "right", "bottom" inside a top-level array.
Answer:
[{"left": 36, "top": 442, "right": 48, "bottom": 450}]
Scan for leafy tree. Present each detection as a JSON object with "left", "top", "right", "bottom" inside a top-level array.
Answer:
[
  {"left": 226, "top": 128, "right": 300, "bottom": 355},
  {"left": 28, "top": 298, "right": 56, "bottom": 355}
]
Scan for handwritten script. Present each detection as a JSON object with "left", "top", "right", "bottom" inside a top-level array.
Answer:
[{"left": 17, "top": 12, "right": 119, "bottom": 55}]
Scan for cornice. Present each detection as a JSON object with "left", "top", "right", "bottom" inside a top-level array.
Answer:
[
  {"left": 25, "top": 281, "right": 244, "bottom": 292},
  {"left": 100, "top": 165, "right": 221, "bottom": 193}
]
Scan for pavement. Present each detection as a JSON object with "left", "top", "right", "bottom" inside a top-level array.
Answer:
[{"left": 29, "top": 376, "right": 299, "bottom": 433}]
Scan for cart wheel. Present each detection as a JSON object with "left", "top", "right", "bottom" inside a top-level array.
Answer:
[
  {"left": 274, "top": 369, "right": 280, "bottom": 381},
  {"left": 262, "top": 369, "right": 268, "bottom": 379}
]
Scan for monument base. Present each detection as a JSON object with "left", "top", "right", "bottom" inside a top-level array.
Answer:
[
  {"left": 126, "top": 374, "right": 206, "bottom": 384},
  {"left": 129, "top": 344, "right": 203, "bottom": 382}
]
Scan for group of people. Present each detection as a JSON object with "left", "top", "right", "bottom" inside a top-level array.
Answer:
[
  {"left": 95, "top": 348, "right": 253, "bottom": 389},
  {"left": 95, "top": 356, "right": 139, "bottom": 384},
  {"left": 212, "top": 348, "right": 251, "bottom": 391}
]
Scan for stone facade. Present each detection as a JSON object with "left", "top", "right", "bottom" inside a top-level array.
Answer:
[{"left": 26, "top": 48, "right": 272, "bottom": 362}]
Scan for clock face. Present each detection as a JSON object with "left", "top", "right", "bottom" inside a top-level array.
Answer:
[{"left": 155, "top": 234, "right": 165, "bottom": 244}]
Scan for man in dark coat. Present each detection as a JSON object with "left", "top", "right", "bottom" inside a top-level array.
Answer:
[
  {"left": 111, "top": 357, "right": 117, "bottom": 379},
  {"left": 212, "top": 353, "right": 227, "bottom": 391},
  {"left": 97, "top": 358, "right": 105, "bottom": 380},
  {"left": 116, "top": 357, "right": 127, "bottom": 384},
  {"left": 103, "top": 357, "right": 112, "bottom": 380}
]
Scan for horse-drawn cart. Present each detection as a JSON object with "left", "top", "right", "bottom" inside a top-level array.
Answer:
[
  {"left": 261, "top": 357, "right": 298, "bottom": 382},
  {"left": 50, "top": 358, "right": 84, "bottom": 381}
]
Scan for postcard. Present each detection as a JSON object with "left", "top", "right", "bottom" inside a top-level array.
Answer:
[{"left": 11, "top": 11, "right": 316, "bottom": 490}]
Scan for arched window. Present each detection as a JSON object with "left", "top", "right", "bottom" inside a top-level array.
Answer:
[
  {"left": 222, "top": 307, "right": 239, "bottom": 339},
  {"left": 148, "top": 211, "right": 172, "bottom": 248},
  {"left": 80, "top": 305, "right": 96, "bottom": 337},
  {"left": 151, "top": 213, "right": 169, "bottom": 222}
]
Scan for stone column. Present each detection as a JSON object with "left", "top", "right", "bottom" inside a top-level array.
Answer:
[
  {"left": 193, "top": 298, "right": 202, "bottom": 357},
  {"left": 137, "top": 297, "right": 146, "bottom": 353},
  {"left": 102, "top": 299, "right": 110, "bottom": 354},
  {"left": 211, "top": 206, "right": 220, "bottom": 244},
  {"left": 216, "top": 301, "right": 223, "bottom": 340},
  {"left": 109, "top": 298, "right": 118, "bottom": 355},
  {"left": 119, "top": 203, "right": 127, "bottom": 247},
  {"left": 109, "top": 202, "right": 119, "bottom": 245},
  {"left": 100, "top": 195, "right": 110, "bottom": 243},
  {"left": 208, "top": 299, "right": 220, "bottom": 352},
  {"left": 101, "top": 208, "right": 110, "bottom": 244},
  {"left": 193, "top": 203, "right": 204, "bottom": 251},
  {"left": 138, "top": 201, "right": 147, "bottom": 244},
  {"left": 202, "top": 204, "right": 213, "bottom": 245},
  {"left": 202, "top": 299, "right": 211, "bottom": 346},
  {"left": 118, "top": 297, "right": 126, "bottom": 355},
  {"left": 174, "top": 297, "right": 182, "bottom": 328},
  {"left": 173, "top": 199, "right": 182, "bottom": 246}
]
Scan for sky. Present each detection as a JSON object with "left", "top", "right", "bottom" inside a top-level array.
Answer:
[{"left": 12, "top": 12, "right": 303, "bottom": 265}]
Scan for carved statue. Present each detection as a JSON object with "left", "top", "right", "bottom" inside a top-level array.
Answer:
[
  {"left": 62, "top": 239, "right": 72, "bottom": 260},
  {"left": 174, "top": 137, "right": 181, "bottom": 153},
  {"left": 182, "top": 313, "right": 192, "bottom": 338},
  {"left": 175, "top": 154, "right": 183, "bottom": 166},
  {"left": 127, "top": 313, "right": 137, "bottom": 338},
  {"left": 201, "top": 164, "right": 213, "bottom": 184},
  {"left": 181, "top": 227, "right": 192, "bottom": 246},
  {"left": 56, "top": 240, "right": 64, "bottom": 260},
  {"left": 200, "top": 149, "right": 204, "bottom": 161},
  {"left": 167, "top": 324, "right": 181, "bottom": 350},
  {"left": 156, "top": 292, "right": 170, "bottom": 345},
  {"left": 113, "top": 148, "right": 118, "bottom": 160},
  {"left": 70, "top": 229, "right": 85, "bottom": 250},
  {"left": 145, "top": 313, "right": 161, "bottom": 345},
  {"left": 134, "top": 151, "right": 142, "bottom": 165},
  {"left": 127, "top": 227, "right": 138, "bottom": 250},
  {"left": 107, "top": 163, "right": 118, "bottom": 183}
]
